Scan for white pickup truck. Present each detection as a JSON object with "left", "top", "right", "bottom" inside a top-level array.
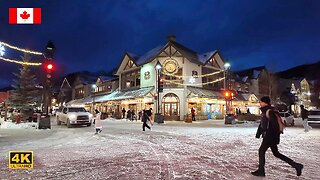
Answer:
[{"left": 56, "top": 107, "right": 93, "bottom": 128}]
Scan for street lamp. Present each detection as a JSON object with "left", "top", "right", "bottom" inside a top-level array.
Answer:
[
  {"left": 92, "top": 84, "right": 97, "bottom": 113},
  {"left": 223, "top": 62, "right": 231, "bottom": 115},
  {"left": 155, "top": 61, "right": 162, "bottom": 114},
  {"left": 154, "top": 61, "right": 164, "bottom": 123}
]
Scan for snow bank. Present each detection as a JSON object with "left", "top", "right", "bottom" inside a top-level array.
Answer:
[{"left": 0, "top": 121, "right": 37, "bottom": 129}]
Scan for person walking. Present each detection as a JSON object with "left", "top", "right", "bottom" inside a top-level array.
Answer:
[
  {"left": 300, "top": 105, "right": 312, "bottom": 132},
  {"left": 142, "top": 110, "right": 151, "bottom": 131},
  {"left": 94, "top": 109, "right": 102, "bottom": 135},
  {"left": 191, "top": 107, "right": 196, "bottom": 121},
  {"left": 122, "top": 108, "right": 126, "bottom": 119},
  {"left": 251, "top": 96, "right": 303, "bottom": 177}
]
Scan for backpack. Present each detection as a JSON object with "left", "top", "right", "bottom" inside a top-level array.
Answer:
[{"left": 266, "top": 109, "right": 286, "bottom": 134}]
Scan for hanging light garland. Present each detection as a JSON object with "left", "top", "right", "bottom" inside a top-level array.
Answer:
[
  {"left": 0, "top": 41, "right": 43, "bottom": 55},
  {"left": 162, "top": 70, "right": 223, "bottom": 78},
  {"left": 0, "top": 41, "right": 43, "bottom": 66},
  {"left": 0, "top": 56, "right": 42, "bottom": 66},
  {"left": 163, "top": 77, "right": 225, "bottom": 86}
]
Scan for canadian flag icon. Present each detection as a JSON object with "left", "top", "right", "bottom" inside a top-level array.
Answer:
[{"left": 9, "top": 8, "right": 41, "bottom": 24}]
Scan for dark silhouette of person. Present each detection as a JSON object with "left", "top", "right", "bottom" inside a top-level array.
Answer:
[
  {"left": 191, "top": 107, "right": 196, "bottom": 121},
  {"left": 122, "top": 108, "right": 126, "bottom": 119},
  {"left": 251, "top": 96, "right": 303, "bottom": 177},
  {"left": 142, "top": 110, "right": 151, "bottom": 131}
]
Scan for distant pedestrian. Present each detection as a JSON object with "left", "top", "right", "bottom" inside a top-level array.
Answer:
[
  {"left": 251, "top": 96, "right": 303, "bottom": 177},
  {"left": 131, "top": 110, "right": 136, "bottom": 121},
  {"left": 138, "top": 110, "right": 142, "bottom": 120},
  {"left": 247, "top": 108, "right": 251, "bottom": 114},
  {"left": 142, "top": 110, "right": 151, "bottom": 131},
  {"left": 94, "top": 109, "right": 102, "bottom": 135},
  {"left": 122, "top": 108, "right": 126, "bottom": 119},
  {"left": 191, "top": 107, "right": 196, "bottom": 121},
  {"left": 127, "top": 109, "right": 131, "bottom": 120},
  {"left": 300, "top": 105, "right": 312, "bottom": 132}
]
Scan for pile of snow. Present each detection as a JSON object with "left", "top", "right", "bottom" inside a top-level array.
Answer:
[{"left": 0, "top": 121, "right": 37, "bottom": 129}]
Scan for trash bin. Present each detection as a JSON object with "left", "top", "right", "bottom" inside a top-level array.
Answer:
[
  {"left": 155, "top": 113, "right": 164, "bottom": 124},
  {"left": 225, "top": 114, "right": 235, "bottom": 124},
  {"left": 37, "top": 114, "right": 51, "bottom": 129}
]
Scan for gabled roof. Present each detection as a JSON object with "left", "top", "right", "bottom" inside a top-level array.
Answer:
[
  {"left": 197, "top": 50, "right": 218, "bottom": 64},
  {"left": 98, "top": 76, "right": 118, "bottom": 82},
  {"left": 78, "top": 74, "right": 98, "bottom": 85},
  {"left": 234, "top": 66, "right": 267, "bottom": 81},
  {"left": 116, "top": 38, "right": 223, "bottom": 75}
]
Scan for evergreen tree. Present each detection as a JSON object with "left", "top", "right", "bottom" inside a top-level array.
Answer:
[{"left": 8, "top": 54, "right": 41, "bottom": 119}]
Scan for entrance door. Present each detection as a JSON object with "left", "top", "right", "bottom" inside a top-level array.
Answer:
[{"left": 162, "top": 93, "right": 180, "bottom": 121}]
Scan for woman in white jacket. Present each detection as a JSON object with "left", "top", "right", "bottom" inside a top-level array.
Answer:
[{"left": 94, "top": 109, "right": 102, "bottom": 134}]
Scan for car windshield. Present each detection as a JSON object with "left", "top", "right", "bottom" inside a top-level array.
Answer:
[
  {"left": 309, "top": 111, "right": 320, "bottom": 115},
  {"left": 68, "top": 108, "right": 87, "bottom": 112}
]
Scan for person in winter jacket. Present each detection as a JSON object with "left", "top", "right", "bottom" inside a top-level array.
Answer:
[
  {"left": 251, "top": 96, "right": 303, "bottom": 177},
  {"left": 300, "top": 105, "right": 312, "bottom": 132},
  {"left": 122, "top": 108, "right": 126, "bottom": 119},
  {"left": 142, "top": 110, "right": 151, "bottom": 131},
  {"left": 94, "top": 109, "right": 102, "bottom": 134}
]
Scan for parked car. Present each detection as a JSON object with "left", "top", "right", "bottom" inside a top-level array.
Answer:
[
  {"left": 56, "top": 107, "right": 93, "bottom": 128},
  {"left": 279, "top": 112, "right": 295, "bottom": 126},
  {"left": 308, "top": 110, "right": 320, "bottom": 126}
]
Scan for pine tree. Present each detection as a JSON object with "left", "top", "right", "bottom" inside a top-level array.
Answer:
[{"left": 8, "top": 54, "right": 41, "bottom": 120}]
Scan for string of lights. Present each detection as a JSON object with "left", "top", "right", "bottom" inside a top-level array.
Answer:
[
  {"left": 163, "top": 77, "right": 225, "bottom": 86},
  {"left": 0, "top": 41, "right": 43, "bottom": 55},
  {"left": 0, "top": 56, "right": 42, "bottom": 66},
  {"left": 161, "top": 70, "right": 223, "bottom": 78}
]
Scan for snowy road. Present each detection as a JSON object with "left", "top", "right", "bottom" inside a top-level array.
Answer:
[{"left": 0, "top": 118, "right": 319, "bottom": 180}]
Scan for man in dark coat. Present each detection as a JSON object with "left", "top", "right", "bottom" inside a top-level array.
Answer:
[
  {"left": 251, "top": 96, "right": 303, "bottom": 177},
  {"left": 300, "top": 105, "right": 312, "bottom": 132},
  {"left": 142, "top": 110, "right": 151, "bottom": 131},
  {"left": 122, "top": 108, "right": 126, "bottom": 119}
]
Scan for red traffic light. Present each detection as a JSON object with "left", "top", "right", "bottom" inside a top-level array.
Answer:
[{"left": 47, "top": 64, "right": 53, "bottom": 70}]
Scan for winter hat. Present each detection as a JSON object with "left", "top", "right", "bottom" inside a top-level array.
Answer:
[{"left": 260, "top": 96, "right": 271, "bottom": 105}]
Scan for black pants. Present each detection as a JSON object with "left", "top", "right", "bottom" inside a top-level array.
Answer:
[
  {"left": 192, "top": 114, "right": 196, "bottom": 121},
  {"left": 259, "top": 140, "right": 296, "bottom": 169},
  {"left": 142, "top": 121, "right": 151, "bottom": 131}
]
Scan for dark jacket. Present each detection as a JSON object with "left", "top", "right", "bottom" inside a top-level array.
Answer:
[
  {"left": 256, "top": 105, "right": 280, "bottom": 144},
  {"left": 301, "top": 108, "right": 309, "bottom": 119},
  {"left": 142, "top": 113, "right": 150, "bottom": 122}
]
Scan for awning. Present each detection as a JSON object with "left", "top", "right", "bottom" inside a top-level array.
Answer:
[
  {"left": 187, "top": 86, "right": 224, "bottom": 99},
  {"left": 95, "top": 87, "right": 154, "bottom": 102},
  {"left": 66, "top": 96, "right": 93, "bottom": 106}
]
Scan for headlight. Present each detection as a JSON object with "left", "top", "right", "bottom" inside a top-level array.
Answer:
[{"left": 69, "top": 114, "right": 77, "bottom": 120}]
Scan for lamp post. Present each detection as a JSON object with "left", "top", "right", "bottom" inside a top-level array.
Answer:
[
  {"left": 92, "top": 84, "right": 97, "bottom": 113},
  {"left": 224, "top": 62, "right": 231, "bottom": 114},
  {"left": 155, "top": 61, "right": 162, "bottom": 114},
  {"left": 154, "top": 61, "right": 164, "bottom": 123}
]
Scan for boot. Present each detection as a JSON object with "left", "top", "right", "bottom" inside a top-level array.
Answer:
[
  {"left": 251, "top": 168, "right": 265, "bottom": 177},
  {"left": 294, "top": 163, "right": 303, "bottom": 176}
]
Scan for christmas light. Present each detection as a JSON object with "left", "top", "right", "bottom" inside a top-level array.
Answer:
[
  {"left": 0, "top": 41, "right": 43, "bottom": 55},
  {"left": 0, "top": 43, "right": 5, "bottom": 56},
  {"left": 163, "top": 77, "right": 225, "bottom": 86},
  {"left": 162, "top": 70, "right": 223, "bottom": 78},
  {"left": 189, "top": 77, "right": 196, "bottom": 84},
  {"left": 0, "top": 56, "right": 42, "bottom": 66}
]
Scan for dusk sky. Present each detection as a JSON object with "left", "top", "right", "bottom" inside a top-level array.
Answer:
[{"left": 1, "top": 0, "right": 320, "bottom": 87}]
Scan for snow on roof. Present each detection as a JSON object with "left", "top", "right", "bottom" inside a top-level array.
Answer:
[
  {"left": 197, "top": 50, "right": 217, "bottom": 64},
  {"left": 135, "top": 45, "right": 164, "bottom": 65},
  {"left": 95, "top": 87, "right": 154, "bottom": 102},
  {"left": 253, "top": 70, "right": 261, "bottom": 79}
]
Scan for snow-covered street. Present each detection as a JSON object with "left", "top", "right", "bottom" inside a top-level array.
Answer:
[{"left": 0, "top": 118, "right": 319, "bottom": 180}]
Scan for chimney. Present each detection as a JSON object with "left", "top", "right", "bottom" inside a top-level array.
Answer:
[{"left": 167, "top": 35, "right": 176, "bottom": 42}]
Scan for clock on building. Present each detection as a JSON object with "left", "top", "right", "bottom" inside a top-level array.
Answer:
[{"left": 164, "top": 58, "right": 178, "bottom": 73}]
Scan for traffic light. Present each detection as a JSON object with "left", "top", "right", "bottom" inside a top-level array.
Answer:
[
  {"left": 43, "top": 60, "right": 55, "bottom": 84},
  {"left": 158, "top": 75, "right": 164, "bottom": 93},
  {"left": 224, "top": 90, "right": 235, "bottom": 100}
]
